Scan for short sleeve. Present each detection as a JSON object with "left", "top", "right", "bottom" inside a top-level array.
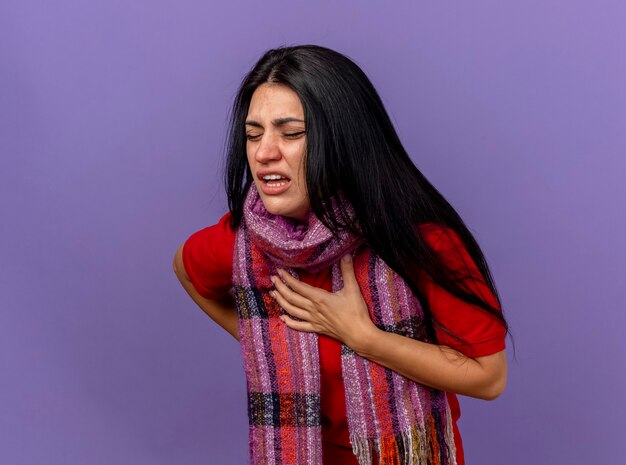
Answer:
[
  {"left": 417, "top": 224, "right": 506, "bottom": 358},
  {"left": 182, "top": 211, "right": 236, "bottom": 300}
]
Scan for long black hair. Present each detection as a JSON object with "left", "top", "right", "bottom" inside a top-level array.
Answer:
[{"left": 223, "top": 44, "right": 511, "bottom": 351}]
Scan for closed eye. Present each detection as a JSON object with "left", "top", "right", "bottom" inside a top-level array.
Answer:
[
  {"left": 285, "top": 131, "right": 306, "bottom": 139},
  {"left": 246, "top": 131, "right": 305, "bottom": 141}
]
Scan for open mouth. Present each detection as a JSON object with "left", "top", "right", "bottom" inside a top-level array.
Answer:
[
  {"left": 258, "top": 174, "right": 292, "bottom": 195},
  {"left": 262, "top": 175, "right": 290, "bottom": 187}
]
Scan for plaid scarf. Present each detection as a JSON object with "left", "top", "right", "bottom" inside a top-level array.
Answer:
[{"left": 232, "top": 185, "right": 457, "bottom": 465}]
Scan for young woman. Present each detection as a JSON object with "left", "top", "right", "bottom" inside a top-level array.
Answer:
[{"left": 173, "top": 44, "right": 509, "bottom": 465}]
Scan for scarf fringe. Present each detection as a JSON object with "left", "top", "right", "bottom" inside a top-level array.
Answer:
[{"left": 349, "top": 417, "right": 457, "bottom": 465}]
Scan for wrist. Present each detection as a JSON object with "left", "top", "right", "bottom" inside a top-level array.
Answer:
[{"left": 345, "top": 323, "right": 382, "bottom": 356}]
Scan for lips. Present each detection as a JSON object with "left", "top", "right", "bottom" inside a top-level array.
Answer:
[
  {"left": 257, "top": 170, "right": 291, "bottom": 182},
  {"left": 259, "top": 178, "right": 291, "bottom": 195},
  {"left": 255, "top": 172, "right": 290, "bottom": 195}
]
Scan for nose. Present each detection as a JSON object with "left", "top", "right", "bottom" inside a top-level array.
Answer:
[{"left": 253, "top": 132, "right": 282, "bottom": 164}]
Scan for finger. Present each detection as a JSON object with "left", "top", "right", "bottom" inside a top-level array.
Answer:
[
  {"left": 339, "top": 254, "right": 358, "bottom": 292},
  {"left": 271, "top": 274, "right": 312, "bottom": 309},
  {"left": 280, "top": 314, "right": 316, "bottom": 333},
  {"left": 270, "top": 289, "right": 309, "bottom": 321},
  {"left": 276, "top": 269, "right": 326, "bottom": 301}
]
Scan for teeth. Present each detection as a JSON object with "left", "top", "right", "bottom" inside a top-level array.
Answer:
[{"left": 263, "top": 174, "right": 286, "bottom": 180}]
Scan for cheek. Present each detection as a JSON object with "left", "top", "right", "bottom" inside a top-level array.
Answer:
[
  {"left": 295, "top": 172, "right": 309, "bottom": 201},
  {"left": 293, "top": 165, "right": 308, "bottom": 195},
  {"left": 292, "top": 149, "right": 307, "bottom": 187}
]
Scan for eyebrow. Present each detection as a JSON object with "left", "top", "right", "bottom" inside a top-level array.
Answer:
[{"left": 244, "top": 117, "right": 305, "bottom": 128}]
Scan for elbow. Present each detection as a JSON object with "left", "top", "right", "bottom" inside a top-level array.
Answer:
[
  {"left": 479, "top": 370, "right": 507, "bottom": 401},
  {"left": 173, "top": 255, "right": 178, "bottom": 274},
  {"left": 468, "top": 350, "right": 508, "bottom": 401},
  {"left": 481, "top": 381, "right": 506, "bottom": 401},
  {"left": 173, "top": 244, "right": 187, "bottom": 279}
]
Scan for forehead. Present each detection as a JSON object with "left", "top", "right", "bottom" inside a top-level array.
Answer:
[{"left": 247, "top": 83, "right": 304, "bottom": 120}]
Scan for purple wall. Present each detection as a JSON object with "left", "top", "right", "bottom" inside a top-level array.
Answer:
[{"left": 2, "top": 1, "right": 624, "bottom": 464}]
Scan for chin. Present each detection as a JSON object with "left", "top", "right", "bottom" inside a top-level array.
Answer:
[{"left": 261, "top": 199, "right": 309, "bottom": 222}]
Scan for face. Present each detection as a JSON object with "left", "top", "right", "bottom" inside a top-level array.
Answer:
[{"left": 245, "top": 83, "right": 310, "bottom": 222}]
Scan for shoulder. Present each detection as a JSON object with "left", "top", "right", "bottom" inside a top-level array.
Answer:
[
  {"left": 416, "top": 224, "right": 506, "bottom": 356},
  {"left": 183, "top": 212, "right": 236, "bottom": 261},
  {"left": 181, "top": 211, "right": 236, "bottom": 299},
  {"left": 417, "top": 222, "right": 483, "bottom": 279},
  {"left": 418, "top": 222, "right": 464, "bottom": 252},
  {"left": 186, "top": 211, "right": 235, "bottom": 243}
]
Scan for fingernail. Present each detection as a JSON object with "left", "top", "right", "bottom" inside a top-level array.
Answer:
[{"left": 342, "top": 254, "right": 351, "bottom": 263}]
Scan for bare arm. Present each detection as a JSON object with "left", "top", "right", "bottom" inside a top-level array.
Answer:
[
  {"left": 173, "top": 243, "right": 239, "bottom": 341},
  {"left": 350, "top": 330, "right": 507, "bottom": 400}
]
